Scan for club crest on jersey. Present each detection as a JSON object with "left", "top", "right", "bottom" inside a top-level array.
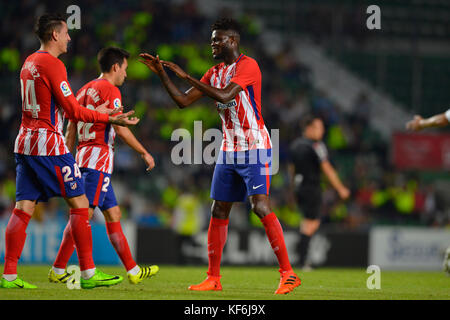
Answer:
[
  {"left": 60, "top": 81, "right": 72, "bottom": 97},
  {"left": 113, "top": 98, "right": 121, "bottom": 109},
  {"left": 70, "top": 181, "right": 77, "bottom": 190}
]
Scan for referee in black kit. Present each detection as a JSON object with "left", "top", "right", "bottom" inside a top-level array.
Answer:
[{"left": 288, "top": 114, "right": 350, "bottom": 270}]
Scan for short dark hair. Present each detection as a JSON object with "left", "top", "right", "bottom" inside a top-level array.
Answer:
[
  {"left": 34, "top": 13, "right": 67, "bottom": 43},
  {"left": 300, "top": 113, "right": 322, "bottom": 132},
  {"left": 97, "top": 47, "right": 130, "bottom": 73},
  {"left": 211, "top": 18, "right": 241, "bottom": 35}
]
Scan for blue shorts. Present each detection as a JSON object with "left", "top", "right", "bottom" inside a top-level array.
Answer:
[
  {"left": 15, "top": 153, "right": 85, "bottom": 203},
  {"left": 210, "top": 149, "right": 272, "bottom": 202},
  {"left": 81, "top": 168, "right": 118, "bottom": 211}
]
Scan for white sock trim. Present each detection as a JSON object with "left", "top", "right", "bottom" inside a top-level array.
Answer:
[
  {"left": 2, "top": 274, "right": 17, "bottom": 281},
  {"left": 127, "top": 265, "right": 140, "bottom": 276},
  {"left": 52, "top": 267, "right": 66, "bottom": 275},
  {"left": 81, "top": 268, "right": 96, "bottom": 280}
]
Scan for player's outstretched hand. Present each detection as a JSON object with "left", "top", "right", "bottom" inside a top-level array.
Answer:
[
  {"left": 160, "top": 60, "right": 188, "bottom": 79},
  {"left": 95, "top": 100, "right": 124, "bottom": 116},
  {"left": 109, "top": 110, "right": 140, "bottom": 127},
  {"left": 406, "top": 115, "right": 423, "bottom": 131},
  {"left": 338, "top": 186, "right": 351, "bottom": 201},
  {"left": 141, "top": 152, "right": 155, "bottom": 172},
  {"left": 139, "top": 53, "right": 164, "bottom": 74}
]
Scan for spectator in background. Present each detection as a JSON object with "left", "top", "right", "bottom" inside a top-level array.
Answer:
[
  {"left": 351, "top": 92, "right": 372, "bottom": 126},
  {"left": 311, "top": 89, "right": 339, "bottom": 126}
]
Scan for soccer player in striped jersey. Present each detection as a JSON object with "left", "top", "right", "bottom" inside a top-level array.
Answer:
[
  {"left": 49, "top": 47, "right": 159, "bottom": 284},
  {"left": 140, "top": 18, "right": 301, "bottom": 294},
  {"left": 0, "top": 13, "right": 139, "bottom": 289}
]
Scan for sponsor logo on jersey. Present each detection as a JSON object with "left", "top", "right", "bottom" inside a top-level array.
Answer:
[
  {"left": 216, "top": 99, "right": 237, "bottom": 110},
  {"left": 60, "top": 81, "right": 72, "bottom": 97}
]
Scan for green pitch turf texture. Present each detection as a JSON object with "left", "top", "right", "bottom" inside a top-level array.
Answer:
[{"left": 0, "top": 265, "right": 448, "bottom": 300}]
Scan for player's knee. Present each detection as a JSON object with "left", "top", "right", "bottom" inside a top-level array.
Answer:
[
  {"left": 65, "top": 194, "right": 90, "bottom": 209},
  {"left": 251, "top": 201, "right": 271, "bottom": 219},
  {"left": 301, "top": 219, "right": 320, "bottom": 236},
  {"left": 15, "top": 200, "right": 36, "bottom": 215},
  {"left": 211, "top": 201, "right": 230, "bottom": 220},
  {"left": 103, "top": 206, "right": 121, "bottom": 222}
]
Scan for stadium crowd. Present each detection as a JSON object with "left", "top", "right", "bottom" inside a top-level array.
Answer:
[{"left": 0, "top": 0, "right": 448, "bottom": 234}]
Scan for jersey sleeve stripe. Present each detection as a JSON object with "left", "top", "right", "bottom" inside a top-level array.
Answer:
[
  {"left": 50, "top": 96, "right": 56, "bottom": 126},
  {"left": 247, "top": 85, "right": 260, "bottom": 121}
]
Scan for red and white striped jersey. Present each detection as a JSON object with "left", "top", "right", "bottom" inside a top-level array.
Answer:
[
  {"left": 200, "top": 54, "right": 271, "bottom": 152},
  {"left": 74, "top": 79, "right": 122, "bottom": 174},
  {"left": 14, "top": 51, "right": 109, "bottom": 156}
]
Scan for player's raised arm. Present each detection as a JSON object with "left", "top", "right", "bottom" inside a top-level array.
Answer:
[
  {"left": 162, "top": 59, "right": 243, "bottom": 104},
  {"left": 320, "top": 160, "right": 350, "bottom": 200},
  {"left": 113, "top": 125, "right": 155, "bottom": 171},
  {"left": 47, "top": 61, "right": 137, "bottom": 127},
  {"left": 313, "top": 140, "right": 350, "bottom": 200},
  {"left": 65, "top": 120, "right": 77, "bottom": 154},
  {"left": 406, "top": 110, "right": 450, "bottom": 131},
  {"left": 55, "top": 78, "right": 138, "bottom": 127},
  {"left": 139, "top": 53, "right": 203, "bottom": 109},
  {"left": 162, "top": 61, "right": 242, "bottom": 103},
  {"left": 145, "top": 23, "right": 253, "bottom": 105}
]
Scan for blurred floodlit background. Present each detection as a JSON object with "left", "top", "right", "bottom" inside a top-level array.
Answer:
[{"left": 0, "top": 0, "right": 449, "bottom": 270}]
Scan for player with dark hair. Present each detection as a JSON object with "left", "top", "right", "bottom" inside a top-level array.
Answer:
[
  {"left": 97, "top": 47, "right": 130, "bottom": 73},
  {"left": 0, "top": 14, "right": 138, "bottom": 289},
  {"left": 48, "top": 46, "right": 159, "bottom": 285},
  {"left": 288, "top": 114, "right": 350, "bottom": 270},
  {"left": 140, "top": 18, "right": 301, "bottom": 294},
  {"left": 406, "top": 110, "right": 450, "bottom": 275}
]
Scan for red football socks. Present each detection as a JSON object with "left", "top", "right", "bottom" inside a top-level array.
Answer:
[
  {"left": 206, "top": 217, "right": 229, "bottom": 278},
  {"left": 3, "top": 208, "right": 31, "bottom": 275},
  {"left": 69, "top": 208, "right": 95, "bottom": 271},
  {"left": 106, "top": 221, "right": 136, "bottom": 271},
  {"left": 261, "top": 212, "right": 292, "bottom": 273},
  {"left": 54, "top": 219, "right": 137, "bottom": 272},
  {"left": 53, "top": 221, "right": 75, "bottom": 269}
]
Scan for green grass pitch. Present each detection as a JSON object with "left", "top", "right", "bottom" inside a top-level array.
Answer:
[{"left": 0, "top": 265, "right": 448, "bottom": 300}]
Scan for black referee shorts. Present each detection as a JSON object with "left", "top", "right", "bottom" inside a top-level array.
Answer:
[{"left": 295, "top": 186, "right": 322, "bottom": 220}]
